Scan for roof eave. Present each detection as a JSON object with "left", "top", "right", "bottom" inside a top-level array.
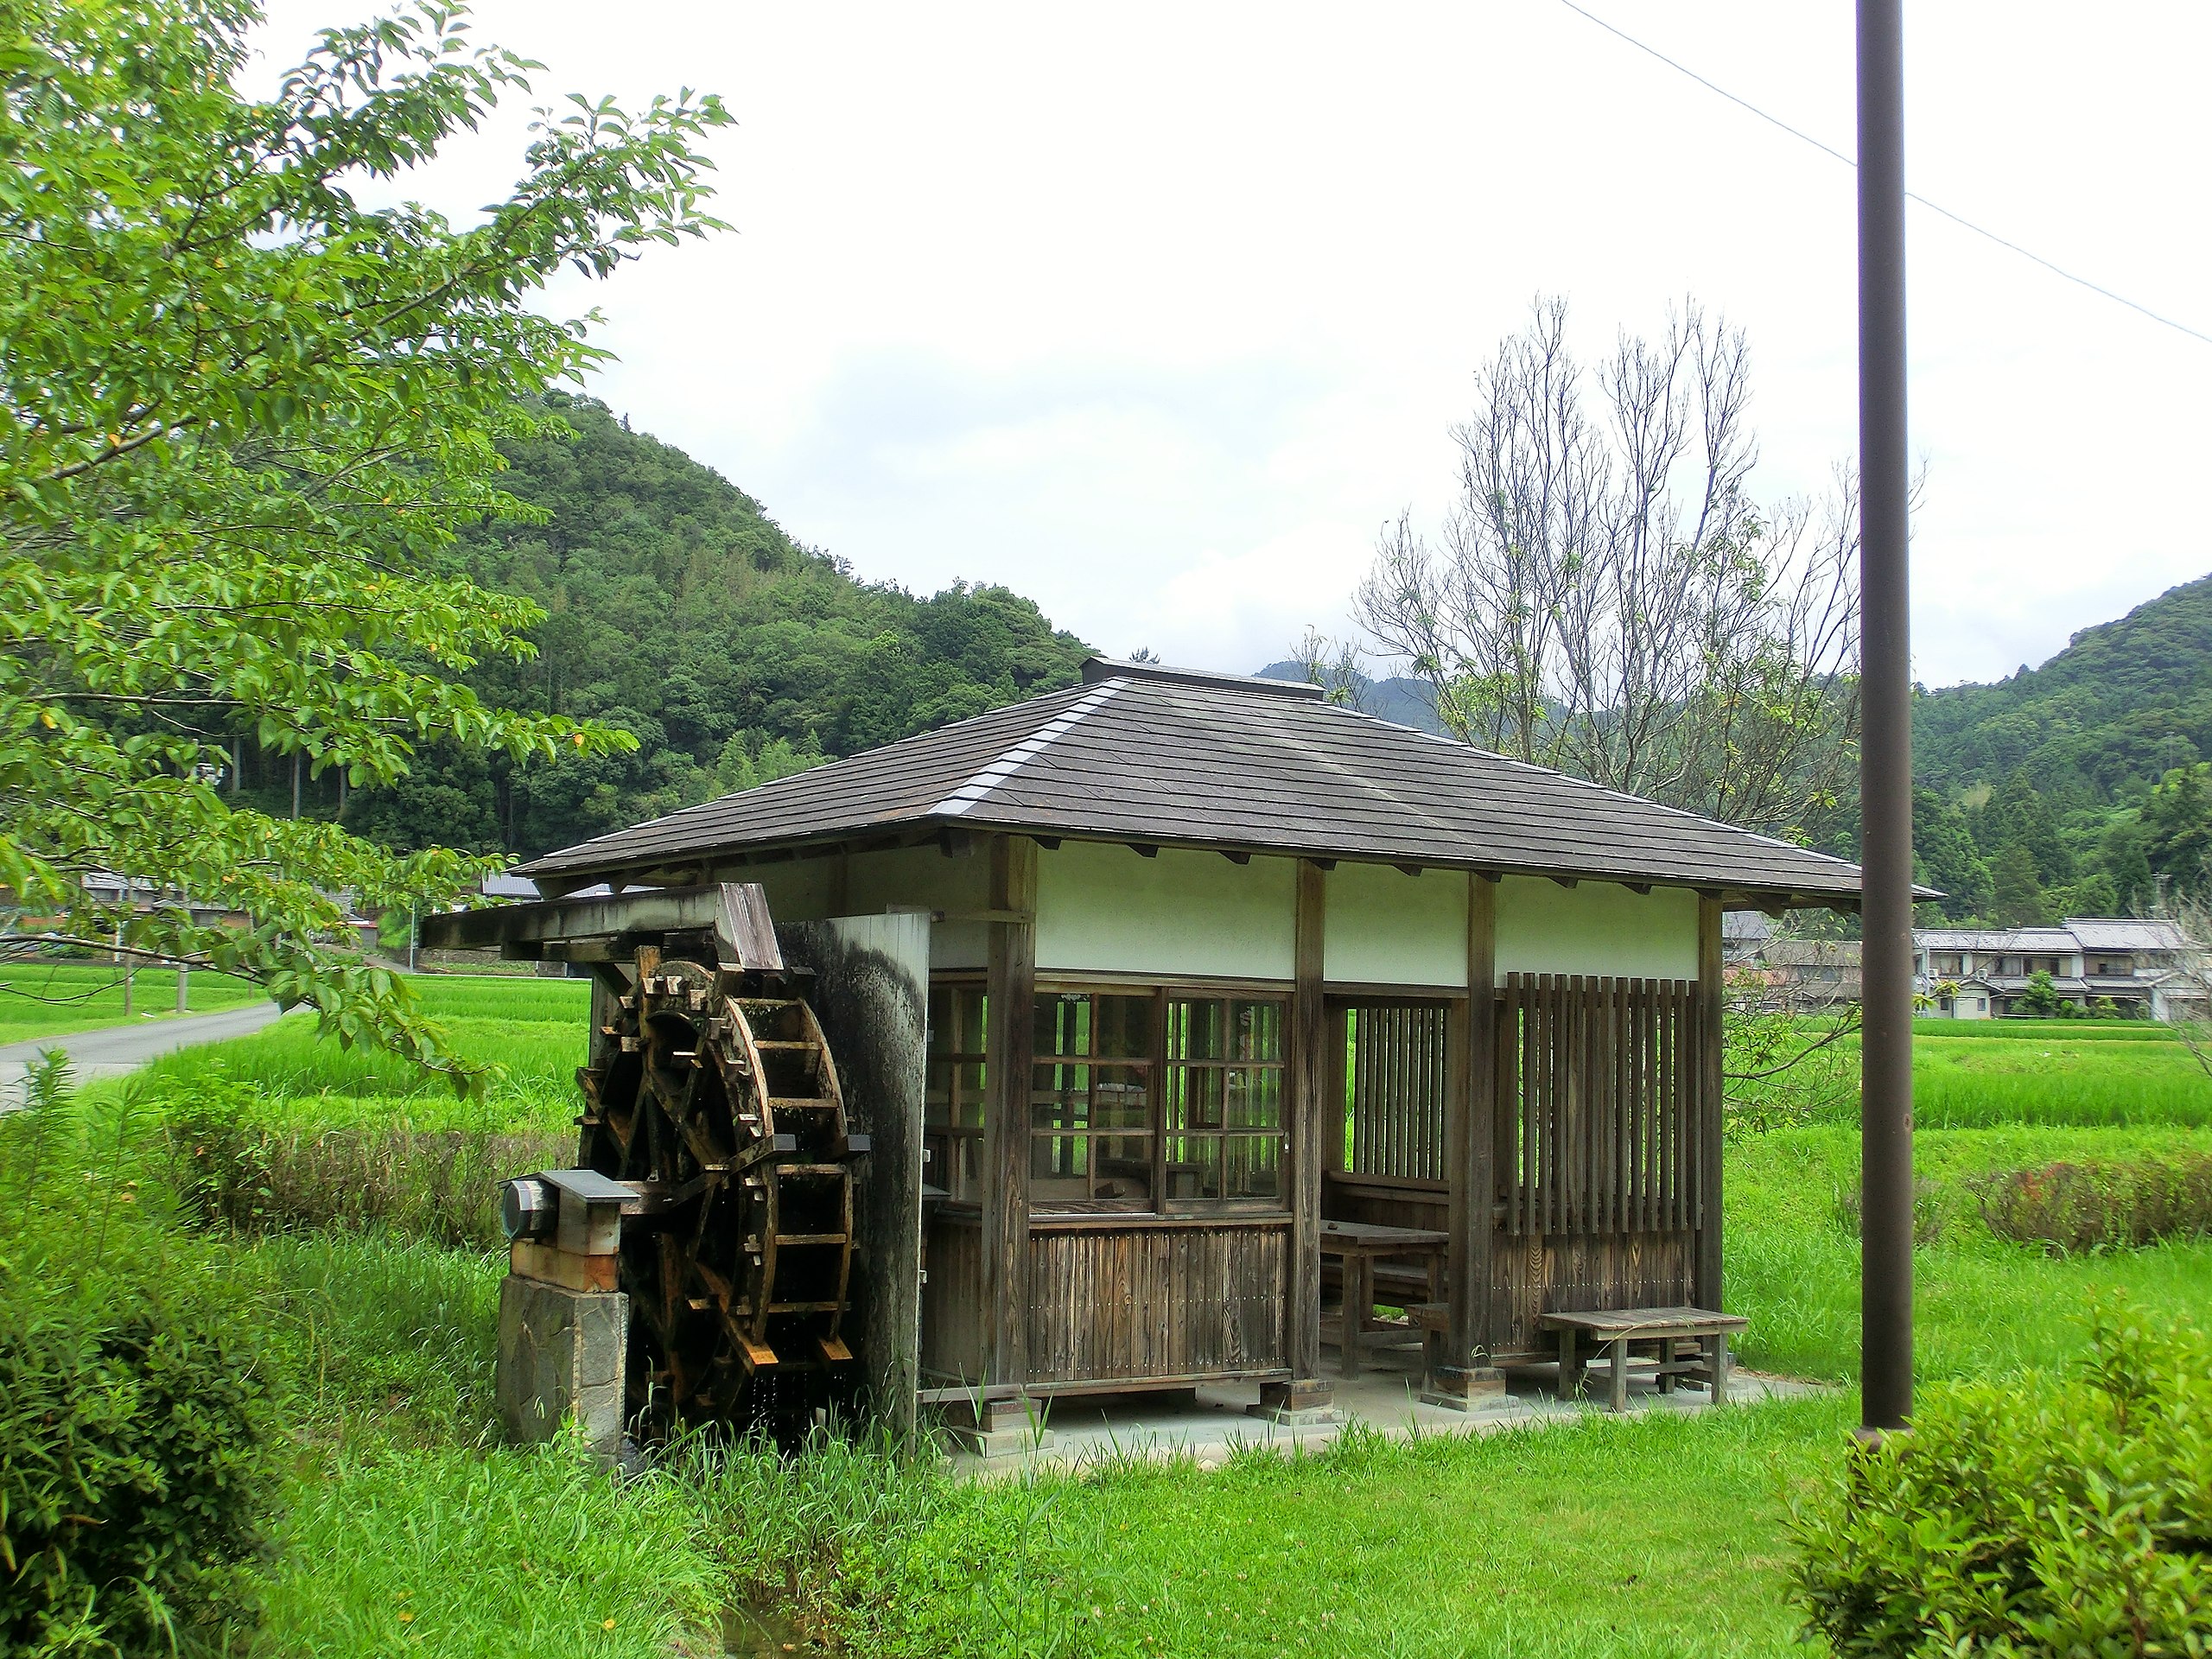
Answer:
[{"left": 519, "top": 813, "right": 1868, "bottom": 910}]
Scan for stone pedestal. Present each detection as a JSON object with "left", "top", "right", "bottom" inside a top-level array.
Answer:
[
  {"left": 1248, "top": 1376, "right": 1342, "bottom": 1427},
  {"left": 1420, "top": 1365, "right": 1510, "bottom": 1411},
  {"left": 940, "top": 1392, "right": 1054, "bottom": 1457},
  {"left": 496, "top": 1273, "right": 629, "bottom": 1459}
]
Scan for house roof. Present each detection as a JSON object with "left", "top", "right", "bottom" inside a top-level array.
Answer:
[
  {"left": 1918, "top": 919, "right": 2194, "bottom": 955},
  {"left": 518, "top": 658, "right": 1872, "bottom": 904},
  {"left": 1918, "top": 927, "right": 2082, "bottom": 952},
  {"left": 2063, "top": 918, "right": 2189, "bottom": 951}
]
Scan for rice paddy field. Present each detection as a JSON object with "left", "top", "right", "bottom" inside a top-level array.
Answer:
[
  {"left": 23, "top": 982, "right": 2212, "bottom": 1656},
  {"left": 0, "top": 958, "right": 269, "bottom": 1041}
]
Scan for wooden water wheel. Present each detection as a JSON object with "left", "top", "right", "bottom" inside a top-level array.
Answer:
[{"left": 575, "top": 944, "right": 862, "bottom": 1431}]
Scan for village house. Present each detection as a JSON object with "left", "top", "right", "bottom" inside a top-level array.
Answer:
[
  {"left": 457, "top": 658, "right": 1871, "bottom": 1428},
  {"left": 1914, "top": 918, "right": 2202, "bottom": 1020}
]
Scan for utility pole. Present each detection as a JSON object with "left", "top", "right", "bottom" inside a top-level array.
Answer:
[{"left": 1857, "top": 0, "right": 1914, "bottom": 1433}]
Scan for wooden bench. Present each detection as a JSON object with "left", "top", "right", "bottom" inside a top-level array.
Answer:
[{"left": 1541, "top": 1307, "right": 1747, "bottom": 1413}]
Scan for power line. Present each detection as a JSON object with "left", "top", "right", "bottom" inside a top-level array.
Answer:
[{"left": 1557, "top": 0, "right": 2212, "bottom": 350}]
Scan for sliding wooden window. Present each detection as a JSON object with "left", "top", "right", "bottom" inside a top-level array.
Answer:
[
  {"left": 1031, "top": 990, "right": 1155, "bottom": 1213},
  {"left": 1163, "top": 995, "right": 1286, "bottom": 1206},
  {"left": 924, "top": 982, "right": 988, "bottom": 1201}
]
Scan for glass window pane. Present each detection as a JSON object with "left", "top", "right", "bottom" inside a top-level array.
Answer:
[
  {"left": 1091, "top": 1135, "right": 1153, "bottom": 1205},
  {"left": 955, "top": 1060, "right": 986, "bottom": 1127},
  {"left": 1234, "top": 1000, "right": 1284, "bottom": 1062},
  {"left": 1225, "top": 1066, "right": 1282, "bottom": 1130},
  {"left": 928, "top": 985, "right": 956, "bottom": 1056},
  {"left": 1170, "top": 1065, "right": 1226, "bottom": 1132},
  {"left": 1221, "top": 1133, "right": 1281, "bottom": 1200},
  {"left": 1035, "top": 993, "right": 1087, "bottom": 1060},
  {"left": 1094, "top": 995, "right": 1153, "bottom": 1058},
  {"left": 1170, "top": 997, "right": 1227, "bottom": 1061}
]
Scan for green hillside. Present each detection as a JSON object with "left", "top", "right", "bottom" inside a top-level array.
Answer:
[
  {"left": 232, "top": 396, "right": 1090, "bottom": 861},
  {"left": 1911, "top": 572, "right": 2212, "bottom": 922}
]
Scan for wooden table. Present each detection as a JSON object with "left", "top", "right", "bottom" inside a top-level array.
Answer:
[
  {"left": 1541, "top": 1306, "right": 1748, "bottom": 1412},
  {"left": 1319, "top": 1219, "right": 1447, "bottom": 1378}
]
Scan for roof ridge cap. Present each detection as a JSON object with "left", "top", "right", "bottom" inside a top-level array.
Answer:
[{"left": 932, "top": 677, "right": 1126, "bottom": 818}]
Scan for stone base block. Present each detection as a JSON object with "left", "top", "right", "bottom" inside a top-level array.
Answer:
[
  {"left": 497, "top": 1273, "right": 629, "bottom": 1461},
  {"left": 1249, "top": 1377, "right": 1341, "bottom": 1427},
  {"left": 941, "top": 1395, "right": 1053, "bottom": 1458},
  {"left": 1420, "top": 1365, "right": 1510, "bottom": 1411}
]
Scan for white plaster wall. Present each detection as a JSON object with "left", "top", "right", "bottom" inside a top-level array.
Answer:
[
  {"left": 724, "top": 856, "right": 835, "bottom": 926},
  {"left": 1324, "top": 861, "right": 1469, "bottom": 988},
  {"left": 1036, "top": 842, "right": 1297, "bottom": 981},
  {"left": 711, "top": 847, "right": 991, "bottom": 971},
  {"left": 1493, "top": 876, "right": 1699, "bottom": 982},
  {"left": 847, "top": 845, "right": 990, "bottom": 970}
]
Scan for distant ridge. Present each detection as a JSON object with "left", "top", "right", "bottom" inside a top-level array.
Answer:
[
  {"left": 1915, "top": 570, "right": 2212, "bottom": 804},
  {"left": 1252, "top": 661, "right": 1442, "bottom": 734}
]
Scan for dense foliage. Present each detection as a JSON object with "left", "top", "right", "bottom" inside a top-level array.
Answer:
[
  {"left": 314, "top": 397, "right": 1091, "bottom": 858},
  {"left": 0, "top": 1072, "right": 277, "bottom": 1656},
  {"left": 1911, "top": 573, "right": 2212, "bottom": 921},
  {"left": 1970, "top": 1151, "right": 2212, "bottom": 1253},
  {"left": 1790, "top": 1300, "right": 2212, "bottom": 1655},
  {"left": 0, "top": 0, "right": 725, "bottom": 1073}
]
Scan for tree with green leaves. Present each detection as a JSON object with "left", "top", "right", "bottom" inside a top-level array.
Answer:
[
  {"left": 1989, "top": 842, "right": 2051, "bottom": 928},
  {"left": 0, "top": 0, "right": 729, "bottom": 1077},
  {"left": 2145, "top": 764, "right": 2212, "bottom": 898}
]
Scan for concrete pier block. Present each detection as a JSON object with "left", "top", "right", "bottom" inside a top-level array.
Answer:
[{"left": 497, "top": 1273, "right": 629, "bottom": 1459}]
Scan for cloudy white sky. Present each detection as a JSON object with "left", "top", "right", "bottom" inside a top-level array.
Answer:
[{"left": 257, "top": 2, "right": 2212, "bottom": 689}]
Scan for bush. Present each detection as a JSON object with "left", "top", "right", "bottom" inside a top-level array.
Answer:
[
  {"left": 0, "top": 1081, "right": 278, "bottom": 1656},
  {"left": 1789, "top": 1300, "right": 2212, "bottom": 1655},
  {"left": 1970, "top": 1152, "right": 2212, "bottom": 1253},
  {"left": 162, "top": 1068, "right": 568, "bottom": 1249}
]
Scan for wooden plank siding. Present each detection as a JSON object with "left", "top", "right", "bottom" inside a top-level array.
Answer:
[
  {"left": 1498, "top": 973, "right": 1703, "bottom": 1237},
  {"left": 1024, "top": 1221, "right": 1290, "bottom": 1384},
  {"left": 918, "top": 1213, "right": 985, "bottom": 1382},
  {"left": 1492, "top": 1230, "right": 1697, "bottom": 1357}
]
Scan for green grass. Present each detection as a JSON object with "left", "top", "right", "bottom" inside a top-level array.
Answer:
[
  {"left": 0, "top": 960, "right": 267, "bottom": 1042},
  {"left": 407, "top": 974, "right": 593, "bottom": 1023},
  {"left": 1728, "top": 1123, "right": 2212, "bottom": 1382},
  {"left": 137, "top": 1010, "right": 582, "bottom": 1130},
  {"left": 1910, "top": 1016, "right": 2174, "bottom": 1041},
  {"left": 42, "top": 972, "right": 2212, "bottom": 1656}
]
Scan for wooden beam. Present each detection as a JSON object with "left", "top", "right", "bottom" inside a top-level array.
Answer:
[
  {"left": 1287, "top": 858, "right": 1329, "bottom": 1395},
  {"left": 1695, "top": 893, "right": 1726, "bottom": 1311},
  {"left": 982, "top": 834, "right": 1039, "bottom": 1388},
  {"left": 1445, "top": 872, "right": 1498, "bottom": 1374}
]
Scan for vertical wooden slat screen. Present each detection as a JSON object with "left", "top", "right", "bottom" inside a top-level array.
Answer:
[
  {"left": 1345, "top": 1006, "right": 1450, "bottom": 1182},
  {"left": 1497, "top": 974, "right": 1700, "bottom": 1236}
]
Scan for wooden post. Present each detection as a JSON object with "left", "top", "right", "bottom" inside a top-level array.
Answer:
[
  {"left": 1262, "top": 856, "right": 1331, "bottom": 1414},
  {"left": 1695, "top": 894, "right": 1726, "bottom": 1311},
  {"left": 980, "top": 834, "right": 1037, "bottom": 1388},
  {"left": 1440, "top": 873, "right": 1497, "bottom": 1382}
]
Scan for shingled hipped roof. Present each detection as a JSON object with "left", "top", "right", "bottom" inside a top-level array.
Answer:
[{"left": 518, "top": 658, "right": 1869, "bottom": 906}]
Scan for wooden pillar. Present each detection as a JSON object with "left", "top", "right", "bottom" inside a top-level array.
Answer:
[
  {"left": 1264, "top": 856, "right": 1331, "bottom": 1412},
  {"left": 980, "top": 834, "right": 1037, "bottom": 1387},
  {"left": 1695, "top": 893, "right": 1726, "bottom": 1311},
  {"left": 1440, "top": 872, "right": 1498, "bottom": 1384}
]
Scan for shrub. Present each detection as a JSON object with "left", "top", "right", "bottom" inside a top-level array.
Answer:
[
  {"left": 1789, "top": 1300, "right": 2212, "bottom": 1655},
  {"left": 1969, "top": 1152, "right": 2212, "bottom": 1253},
  {"left": 0, "top": 1084, "right": 278, "bottom": 1656},
  {"left": 161, "top": 1068, "right": 568, "bottom": 1249}
]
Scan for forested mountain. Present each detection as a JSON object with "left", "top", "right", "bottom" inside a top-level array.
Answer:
[
  {"left": 1910, "top": 573, "right": 2212, "bottom": 923},
  {"left": 232, "top": 396, "right": 1090, "bottom": 860}
]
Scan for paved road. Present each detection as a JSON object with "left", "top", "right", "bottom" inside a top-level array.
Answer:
[{"left": 0, "top": 1001, "right": 290, "bottom": 1105}]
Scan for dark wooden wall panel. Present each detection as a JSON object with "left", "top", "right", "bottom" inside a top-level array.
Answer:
[
  {"left": 1025, "top": 1223, "right": 1288, "bottom": 1383},
  {"left": 918, "top": 1214, "right": 985, "bottom": 1382},
  {"left": 1491, "top": 1229, "right": 1696, "bottom": 1357}
]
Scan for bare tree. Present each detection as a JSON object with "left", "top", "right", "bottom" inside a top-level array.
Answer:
[
  {"left": 1287, "top": 626, "right": 1376, "bottom": 714},
  {"left": 1344, "top": 298, "right": 1861, "bottom": 839},
  {"left": 2151, "top": 894, "right": 2212, "bottom": 1077}
]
